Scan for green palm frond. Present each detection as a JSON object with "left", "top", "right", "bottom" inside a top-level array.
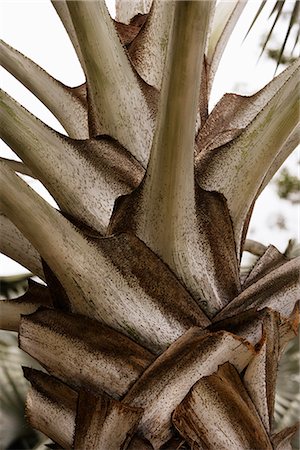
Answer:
[
  {"left": 244, "top": 0, "right": 267, "bottom": 39},
  {"left": 260, "top": 1, "right": 285, "bottom": 59},
  {"left": 274, "top": 0, "right": 300, "bottom": 72},
  {"left": 246, "top": 0, "right": 300, "bottom": 71}
]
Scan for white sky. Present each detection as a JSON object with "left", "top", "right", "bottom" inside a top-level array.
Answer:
[{"left": 0, "top": 0, "right": 299, "bottom": 276}]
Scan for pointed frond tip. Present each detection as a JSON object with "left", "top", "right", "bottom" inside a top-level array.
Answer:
[
  {"left": 196, "top": 58, "right": 300, "bottom": 255},
  {"left": 0, "top": 40, "right": 88, "bottom": 139},
  {"left": 242, "top": 244, "right": 288, "bottom": 289},
  {"left": 0, "top": 158, "right": 33, "bottom": 177}
]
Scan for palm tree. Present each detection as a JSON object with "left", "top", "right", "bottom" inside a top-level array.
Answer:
[
  {"left": 245, "top": 0, "right": 300, "bottom": 71},
  {"left": 0, "top": 1, "right": 299, "bottom": 448}
]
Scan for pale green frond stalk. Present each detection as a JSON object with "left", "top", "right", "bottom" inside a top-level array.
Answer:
[
  {"left": 214, "top": 256, "right": 300, "bottom": 322},
  {"left": 197, "top": 57, "right": 300, "bottom": 153},
  {"left": 0, "top": 163, "right": 139, "bottom": 335},
  {"left": 1, "top": 163, "right": 208, "bottom": 353},
  {"left": 0, "top": 163, "right": 92, "bottom": 286},
  {"left": 0, "top": 40, "right": 88, "bottom": 139},
  {"left": 118, "top": 1, "right": 240, "bottom": 318},
  {"left": 232, "top": 72, "right": 299, "bottom": 248},
  {"left": 136, "top": 0, "right": 214, "bottom": 262},
  {"left": 67, "top": 0, "right": 154, "bottom": 165},
  {"left": 0, "top": 90, "right": 142, "bottom": 234},
  {"left": 243, "top": 239, "right": 267, "bottom": 256}
]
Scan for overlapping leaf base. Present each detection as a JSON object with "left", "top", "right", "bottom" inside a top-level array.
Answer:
[{"left": 0, "top": 0, "right": 299, "bottom": 449}]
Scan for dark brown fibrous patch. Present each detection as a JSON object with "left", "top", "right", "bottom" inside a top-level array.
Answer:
[
  {"left": 114, "top": 14, "right": 148, "bottom": 46},
  {"left": 42, "top": 259, "right": 72, "bottom": 313}
]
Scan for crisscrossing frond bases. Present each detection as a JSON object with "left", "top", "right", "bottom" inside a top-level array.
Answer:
[{"left": 1, "top": 0, "right": 300, "bottom": 448}]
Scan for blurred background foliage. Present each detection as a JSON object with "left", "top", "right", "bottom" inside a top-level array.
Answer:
[
  {"left": 274, "top": 167, "right": 300, "bottom": 203},
  {"left": 0, "top": 329, "right": 45, "bottom": 449},
  {"left": 247, "top": 0, "right": 300, "bottom": 71}
]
